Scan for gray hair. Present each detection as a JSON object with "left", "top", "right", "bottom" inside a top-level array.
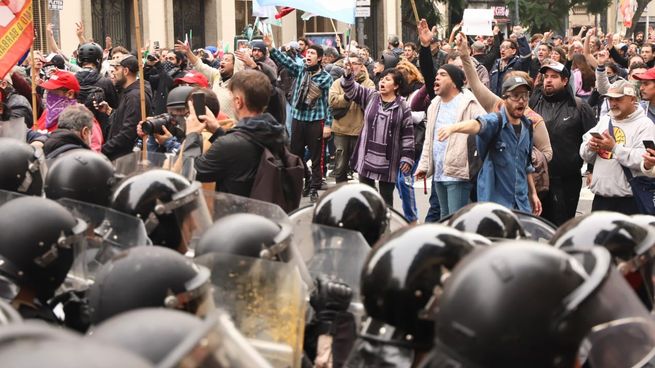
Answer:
[
  {"left": 324, "top": 47, "right": 339, "bottom": 58},
  {"left": 58, "top": 104, "right": 94, "bottom": 132},
  {"left": 388, "top": 35, "right": 400, "bottom": 48}
]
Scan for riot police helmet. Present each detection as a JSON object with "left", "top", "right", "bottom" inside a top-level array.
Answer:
[
  {"left": 110, "top": 169, "right": 209, "bottom": 252},
  {"left": 195, "top": 213, "right": 292, "bottom": 260},
  {"left": 360, "top": 224, "right": 475, "bottom": 350},
  {"left": 90, "top": 308, "right": 204, "bottom": 365},
  {"left": 428, "top": 243, "right": 655, "bottom": 368},
  {"left": 87, "top": 246, "right": 212, "bottom": 325},
  {"left": 45, "top": 149, "right": 115, "bottom": 206},
  {"left": 166, "top": 86, "right": 195, "bottom": 109},
  {"left": 0, "top": 137, "right": 45, "bottom": 196},
  {"left": 0, "top": 196, "right": 86, "bottom": 301},
  {"left": 312, "top": 183, "right": 389, "bottom": 246},
  {"left": 447, "top": 202, "right": 526, "bottom": 240},
  {"left": 76, "top": 42, "right": 104, "bottom": 67}
]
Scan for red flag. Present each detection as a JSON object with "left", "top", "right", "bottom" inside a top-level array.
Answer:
[
  {"left": 0, "top": 0, "right": 33, "bottom": 79},
  {"left": 275, "top": 6, "right": 295, "bottom": 19}
]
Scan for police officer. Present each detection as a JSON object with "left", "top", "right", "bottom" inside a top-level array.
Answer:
[
  {"left": 0, "top": 137, "right": 45, "bottom": 196},
  {"left": 0, "top": 196, "right": 86, "bottom": 323},
  {"left": 446, "top": 201, "right": 526, "bottom": 241},
  {"left": 346, "top": 224, "right": 476, "bottom": 367}
]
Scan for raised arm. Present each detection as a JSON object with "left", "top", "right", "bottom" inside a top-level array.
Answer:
[
  {"left": 264, "top": 34, "right": 303, "bottom": 78},
  {"left": 458, "top": 32, "right": 501, "bottom": 112},
  {"left": 340, "top": 61, "right": 376, "bottom": 107},
  {"left": 417, "top": 19, "right": 436, "bottom": 99}
]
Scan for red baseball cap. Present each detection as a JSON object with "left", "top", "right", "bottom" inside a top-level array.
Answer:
[
  {"left": 41, "top": 70, "right": 81, "bottom": 92},
  {"left": 174, "top": 72, "right": 209, "bottom": 88},
  {"left": 633, "top": 67, "right": 655, "bottom": 81}
]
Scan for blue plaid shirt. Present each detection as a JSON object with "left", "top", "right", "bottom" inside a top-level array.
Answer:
[{"left": 270, "top": 47, "right": 333, "bottom": 126}]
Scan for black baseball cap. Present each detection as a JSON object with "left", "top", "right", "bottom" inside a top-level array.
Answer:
[
  {"left": 539, "top": 61, "right": 570, "bottom": 78},
  {"left": 110, "top": 55, "right": 139, "bottom": 73}
]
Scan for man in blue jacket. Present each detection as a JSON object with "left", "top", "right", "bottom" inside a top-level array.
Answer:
[{"left": 489, "top": 27, "right": 532, "bottom": 96}]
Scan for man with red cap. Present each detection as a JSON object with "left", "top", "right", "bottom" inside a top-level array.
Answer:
[
  {"left": 36, "top": 70, "right": 80, "bottom": 132},
  {"left": 174, "top": 72, "right": 209, "bottom": 88},
  {"left": 37, "top": 70, "right": 104, "bottom": 151},
  {"left": 633, "top": 67, "right": 655, "bottom": 123}
]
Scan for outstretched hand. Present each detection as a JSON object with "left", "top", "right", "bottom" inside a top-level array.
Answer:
[{"left": 417, "top": 19, "right": 433, "bottom": 47}]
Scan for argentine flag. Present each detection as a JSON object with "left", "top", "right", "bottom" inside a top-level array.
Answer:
[{"left": 255, "top": 0, "right": 356, "bottom": 24}]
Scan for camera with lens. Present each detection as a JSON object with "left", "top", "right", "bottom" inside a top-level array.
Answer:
[{"left": 142, "top": 113, "right": 185, "bottom": 139}]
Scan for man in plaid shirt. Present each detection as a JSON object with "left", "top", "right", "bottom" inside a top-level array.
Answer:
[{"left": 264, "top": 35, "right": 332, "bottom": 202}]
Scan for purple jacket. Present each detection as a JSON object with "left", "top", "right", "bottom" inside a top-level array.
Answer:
[{"left": 341, "top": 73, "right": 415, "bottom": 183}]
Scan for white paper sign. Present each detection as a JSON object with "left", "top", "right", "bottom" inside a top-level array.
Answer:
[{"left": 462, "top": 8, "right": 494, "bottom": 36}]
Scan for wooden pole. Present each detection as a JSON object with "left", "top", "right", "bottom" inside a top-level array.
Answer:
[
  {"left": 132, "top": 0, "right": 148, "bottom": 161},
  {"left": 409, "top": 0, "right": 420, "bottom": 25},
  {"left": 30, "top": 3, "right": 37, "bottom": 129}
]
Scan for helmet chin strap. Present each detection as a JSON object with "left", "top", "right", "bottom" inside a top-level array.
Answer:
[{"left": 17, "top": 148, "right": 44, "bottom": 193}]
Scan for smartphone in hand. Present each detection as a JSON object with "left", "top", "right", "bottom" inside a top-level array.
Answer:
[
  {"left": 192, "top": 92, "right": 206, "bottom": 119},
  {"left": 644, "top": 140, "right": 655, "bottom": 151},
  {"left": 590, "top": 132, "right": 603, "bottom": 139}
]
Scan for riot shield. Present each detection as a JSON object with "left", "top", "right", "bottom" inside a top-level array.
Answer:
[
  {"left": 299, "top": 224, "right": 370, "bottom": 301},
  {"left": 0, "top": 117, "right": 27, "bottom": 140},
  {"left": 113, "top": 151, "right": 195, "bottom": 181},
  {"left": 289, "top": 204, "right": 408, "bottom": 260},
  {"left": 195, "top": 252, "right": 308, "bottom": 368},
  {"left": 57, "top": 197, "right": 151, "bottom": 288},
  {"left": 157, "top": 310, "right": 273, "bottom": 368},
  {"left": 202, "top": 190, "right": 290, "bottom": 225}
]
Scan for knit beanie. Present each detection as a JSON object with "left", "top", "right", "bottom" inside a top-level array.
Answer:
[{"left": 440, "top": 64, "right": 465, "bottom": 91}]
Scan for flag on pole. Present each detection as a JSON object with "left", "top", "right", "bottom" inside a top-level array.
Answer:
[
  {"left": 0, "top": 0, "right": 33, "bottom": 79},
  {"left": 256, "top": 0, "right": 356, "bottom": 24},
  {"left": 275, "top": 7, "right": 296, "bottom": 19}
]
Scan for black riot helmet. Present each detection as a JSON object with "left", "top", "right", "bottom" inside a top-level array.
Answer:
[
  {"left": 0, "top": 196, "right": 86, "bottom": 301},
  {"left": 312, "top": 183, "right": 389, "bottom": 246},
  {"left": 87, "top": 246, "right": 213, "bottom": 325},
  {"left": 45, "top": 150, "right": 115, "bottom": 206},
  {"left": 632, "top": 214, "right": 655, "bottom": 228},
  {"left": 166, "top": 86, "right": 195, "bottom": 109},
  {"left": 551, "top": 211, "right": 655, "bottom": 309},
  {"left": 77, "top": 42, "right": 104, "bottom": 67},
  {"left": 0, "top": 137, "right": 45, "bottom": 196},
  {"left": 428, "top": 243, "right": 624, "bottom": 368},
  {"left": 90, "top": 308, "right": 204, "bottom": 366},
  {"left": 195, "top": 213, "right": 292, "bottom": 260},
  {"left": 110, "top": 169, "right": 209, "bottom": 252},
  {"left": 360, "top": 224, "right": 475, "bottom": 350},
  {"left": 447, "top": 202, "right": 526, "bottom": 240}
]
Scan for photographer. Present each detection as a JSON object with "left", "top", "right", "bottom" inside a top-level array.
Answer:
[
  {"left": 136, "top": 86, "right": 194, "bottom": 154},
  {"left": 144, "top": 50, "right": 189, "bottom": 115}
]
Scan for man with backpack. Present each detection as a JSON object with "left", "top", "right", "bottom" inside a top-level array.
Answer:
[{"left": 186, "top": 69, "right": 303, "bottom": 212}]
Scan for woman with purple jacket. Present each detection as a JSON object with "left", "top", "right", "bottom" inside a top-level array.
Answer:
[{"left": 341, "top": 61, "right": 415, "bottom": 206}]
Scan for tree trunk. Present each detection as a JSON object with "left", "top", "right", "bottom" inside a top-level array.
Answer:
[{"left": 626, "top": 0, "right": 648, "bottom": 38}]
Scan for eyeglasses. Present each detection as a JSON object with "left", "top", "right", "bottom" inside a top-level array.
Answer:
[{"left": 505, "top": 92, "right": 529, "bottom": 101}]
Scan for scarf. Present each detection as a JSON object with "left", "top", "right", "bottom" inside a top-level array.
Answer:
[{"left": 45, "top": 93, "right": 77, "bottom": 129}]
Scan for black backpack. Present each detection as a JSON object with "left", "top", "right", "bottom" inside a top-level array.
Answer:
[{"left": 233, "top": 131, "right": 304, "bottom": 213}]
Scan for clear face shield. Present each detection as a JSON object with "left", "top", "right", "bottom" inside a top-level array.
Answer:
[
  {"left": 194, "top": 252, "right": 308, "bottom": 368},
  {"left": 560, "top": 248, "right": 655, "bottom": 368},
  {"left": 112, "top": 151, "right": 196, "bottom": 181},
  {"left": 163, "top": 263, "right": 215, "bottom": 318},
  {"left": 157, "top": 310, "right": 274, "bottom": 368},
  {"left": 513, "top": 211, "right": 557, "bottom": 242},
  {"left": 145, "top": 182, "right": 212, "bottom": 254},
  {"left": 202, "top": 191, "right": 313, "bottom": 287},
  {"left": 0, "top": 117, "right": 27, "bottom": 140},
  {"left": 56, "top": 198, "right": 151, "bottom": 290}
]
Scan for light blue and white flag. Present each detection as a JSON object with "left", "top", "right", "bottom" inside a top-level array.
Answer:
[{"left": 256, "top": 0, "right": 356, "bottom": 24}]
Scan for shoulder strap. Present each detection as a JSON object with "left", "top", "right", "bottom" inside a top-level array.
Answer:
[{"left": 608, "top": 119, "right": 634, "bottom": 180}]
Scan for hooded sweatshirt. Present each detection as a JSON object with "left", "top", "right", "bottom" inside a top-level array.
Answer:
[{"left": 580, "top": 106, "right": 655, "bottom": 197}]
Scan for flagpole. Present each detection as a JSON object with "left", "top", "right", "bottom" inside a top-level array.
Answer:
[
  {"left": 132, "top": 0, "right": 148, "bottom": 161},
  {"left": 29, "top": 4, "right": 37, "bottom": 129},
  {"left": 409, "top": 0, "right": 420, "bottom": 24}
]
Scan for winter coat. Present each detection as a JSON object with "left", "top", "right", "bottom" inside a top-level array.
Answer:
[
  {"left": 76, "top": 68, "right": 118, "bottom": 108},
  {"left": 43, "top": 129, "right": 91, "bottom": 159}
]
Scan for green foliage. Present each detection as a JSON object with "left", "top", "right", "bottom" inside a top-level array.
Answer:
[{"left": 508, "top": 0, "right": 611, "bottom": 33}]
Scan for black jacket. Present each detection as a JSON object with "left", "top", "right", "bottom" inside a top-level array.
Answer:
[
  {"left": 144, "top": 62, "right": 187, "bottom": 115},
  {"left": 43, "top": 129, "right": 90, "bottom": 159},
  {"left": 76, "top": 68, "right": 118, "bottom": 109},
  {"left": 529, "top": 86, "right": 596, "bottom": 177},
  {"left": 189, "top": 113, "right": 286, "bottom": 197},
  {"left": 101, "top": 81, "right": 152, "bottom": 161}
]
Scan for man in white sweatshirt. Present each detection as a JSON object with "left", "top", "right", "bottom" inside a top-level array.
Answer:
[{"left": 580, "top": 80, "right": 655, "bottom": 214}]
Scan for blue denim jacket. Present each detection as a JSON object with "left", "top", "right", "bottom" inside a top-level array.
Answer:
[{"left": 476, "top": 107, "right": 534, "bottom": 212}]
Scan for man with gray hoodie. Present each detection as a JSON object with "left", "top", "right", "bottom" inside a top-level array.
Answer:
[{"left": 580, "top": 79, "right": 655, "bottom": 214}]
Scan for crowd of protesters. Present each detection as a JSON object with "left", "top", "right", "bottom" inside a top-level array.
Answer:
[{"left": 4, "top": 19, "right": 655, "bottom": 224}]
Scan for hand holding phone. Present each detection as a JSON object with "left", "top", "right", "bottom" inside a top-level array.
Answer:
[
  {"left": 644, "top": 140, "right": 655, "bottom": 151},
  {"left": 192, "top": 92, "right": 206, "bottom": 120},
  {"left": 590, "top": 132, "right": 603, "bottom": 139}
]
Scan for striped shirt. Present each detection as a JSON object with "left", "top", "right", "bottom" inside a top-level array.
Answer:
[{"left": 270, "top": 48, "right": 333, "bottom": 126}]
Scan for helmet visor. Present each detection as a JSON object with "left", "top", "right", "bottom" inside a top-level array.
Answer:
[
  {"left": 157, "top": 310, "right": 274, "bottom": 368},
  {"left": 586, "top": 318, "right": 655, "bottom": 368},
  {"left": 0, "top": 118, "right": 27, "bottom": 141},
  {"left": 112, "top": 151, "right": 196, "bottom": 181},
  {"left": 57, "top": 198, "right": 150, "bottom": 288}
]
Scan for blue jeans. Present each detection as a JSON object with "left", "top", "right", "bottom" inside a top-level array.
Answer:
[
  {"left": 435, "top": 181, "right": 473, "bottom": 219},
  {"left": 425, "top": 181, "right": 441, "bottom": 223},
  {"left": 396, "top": 162, "right": 418, "bottom": 222}
]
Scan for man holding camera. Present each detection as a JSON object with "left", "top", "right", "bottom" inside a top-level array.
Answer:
[
  {"left": 136, "top": 86, "right": 193, "bottom": 154},
  {"left": 101, "top": 56, "right": 152, "bottom": 161}
]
